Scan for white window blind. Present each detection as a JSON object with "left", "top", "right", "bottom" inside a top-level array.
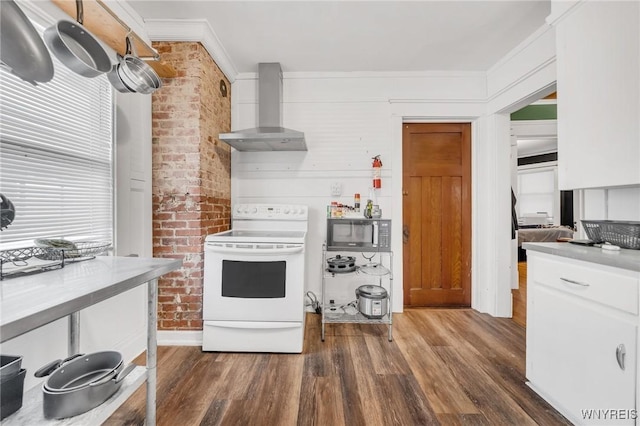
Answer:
[
  {"left": 517, "top": 166, "right": 558, "bottom": 224},
  {"left": 0, "top": 22, "right": 113, "bottom": 248}
]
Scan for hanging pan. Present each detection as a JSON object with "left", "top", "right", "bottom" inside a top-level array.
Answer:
[
  {"left": 109, "top": 34, "right": 161, "bottom": 94},
  {"left": 43, "top": 0, "right": 111, "bottom": 78},
  {"left": 0, "top": 0, "right": 54, "bottom": 85}
]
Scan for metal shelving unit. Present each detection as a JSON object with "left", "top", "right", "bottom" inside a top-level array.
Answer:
[{"left": 321, "top": 244, "right": 393, "bottom": 341}]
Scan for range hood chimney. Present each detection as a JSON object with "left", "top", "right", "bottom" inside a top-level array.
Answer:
[{"left": 219, "top": 63, "right": 307, "bottom": 151}]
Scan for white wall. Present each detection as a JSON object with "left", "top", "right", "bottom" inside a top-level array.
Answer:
[
  {"left": 230, "top": 19, "right": 558, "bottom": 318},
  {"left": 480, "top": 24, "right": 557, "bottom": 316},
  {"left": 142, "top": 0, "right": 640, "bottom": 326},
  {"left": 0, "top": 3, "right": 152, "bottom": 392},
  {"left": 231, "top": 72, "right": 486, "bottom": 313},
  {"left": 230, "top": 13, "right": 638, "bottom": 320},
  {"left": 607, "top": 187, "right": 640, "bottom": 221},
  {"left": 577, "top": 186, "right": 640, "bottom": 238}
]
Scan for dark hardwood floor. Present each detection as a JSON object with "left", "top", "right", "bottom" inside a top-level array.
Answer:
[{"left": 106, "top": 309, "right": 568, "bottom": 426}]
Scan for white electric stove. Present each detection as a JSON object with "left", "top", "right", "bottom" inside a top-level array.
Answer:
[{"left": 202, "top": 203, "right": 308, "bottom": 353}]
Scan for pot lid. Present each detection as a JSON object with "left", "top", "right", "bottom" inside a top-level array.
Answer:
[{"left": 358, "top": 263, "right": 389, "bottom": 276}]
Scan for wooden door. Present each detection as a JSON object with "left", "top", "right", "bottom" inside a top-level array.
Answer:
[{"left": 402, "top": 123, "right": 471, "bottom": 307}]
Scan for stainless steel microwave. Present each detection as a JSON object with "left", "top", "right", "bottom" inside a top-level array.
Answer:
[{"left": 326, "top": 218, "right": 391, "bottom": 252}]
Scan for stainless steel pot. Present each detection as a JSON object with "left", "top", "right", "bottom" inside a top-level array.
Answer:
[
  {"left": 356, "top": 285, "right": 388, "bottom": 319},
  {"left": 109, "top": 35, "right": 161, "bottom": 94},
  {"left": 326, "top": 255, "right": 356, "bottom": 273},
  {"left": 107, "top": 62, "right": 134, "bottom": 93},
  {"left": 0, "top": 194, "right": 16, "bottom": 231},
  {"left": 37, "top": 351, "right": 122, "bottom": 392},
  {"left": 42, "top": 363, "right": 134, "bottom": 419},
  {"left": 0, "top": 355, "right": 22, "bottom": 379},
  {"left": 0, "top": 0, "right": 54, "bottom": 85},
  {"left": 35, "top": 351, "right": 135, "bottom": 419},
  {"left": 43, "top": 0, "right": 111, "bottom": 78}
]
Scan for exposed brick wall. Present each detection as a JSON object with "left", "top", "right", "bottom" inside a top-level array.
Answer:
[{"left": 151, "top": 42, "right": 231, "bottom": 330}]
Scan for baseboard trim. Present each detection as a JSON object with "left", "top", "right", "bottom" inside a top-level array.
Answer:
[{"left": 157, "top": 330, "right": 202, "bottom": 346}]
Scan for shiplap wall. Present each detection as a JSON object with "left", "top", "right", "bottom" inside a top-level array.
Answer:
[
  {"left": 230, "top": 72, "right": 486, "bottom": 311},
  {"left": 227, "top": 22, "right": 558, "bottom": 317}
]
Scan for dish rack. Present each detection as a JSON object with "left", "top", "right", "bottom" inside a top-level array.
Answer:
[
  {"left": 581, "top": 220, "right": 640, "bottom": 250},
  {"left": 0, "top": 242, "right": 111, "bottom": 280}
]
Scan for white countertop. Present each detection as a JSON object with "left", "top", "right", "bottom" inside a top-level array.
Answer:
[
  {"left": 0, "top": 256, "right": 182, "bottom": 342},
  {"left": 523, "top": 242, "right": 640, "bottom": 272}
]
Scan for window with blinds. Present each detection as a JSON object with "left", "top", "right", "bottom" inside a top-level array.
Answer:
[{"left": 0, "top": 23, "right": 113, "bottom": 248}]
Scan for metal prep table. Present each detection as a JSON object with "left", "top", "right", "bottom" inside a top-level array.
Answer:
[{"left": 0, "top": 256, "right": 182, "bottom": 425}]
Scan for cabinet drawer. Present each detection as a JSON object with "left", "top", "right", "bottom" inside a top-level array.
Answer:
[{"left": 531, "top": 254, "right": 639, "bottom": 315}]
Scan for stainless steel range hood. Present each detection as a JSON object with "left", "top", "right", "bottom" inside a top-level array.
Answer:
[{"left": 219, "top": 63, "right": 307, "bottom": 152}]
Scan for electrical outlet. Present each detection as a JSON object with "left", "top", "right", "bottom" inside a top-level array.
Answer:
[{"left": 330, "top": 182, "right": 342, "bottom": 196}]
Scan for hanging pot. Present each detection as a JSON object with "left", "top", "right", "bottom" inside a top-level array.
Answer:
[
  {"left": 43, "top": 0, "right": 111, "bottom": 78},
  {"left": 0, "top": 194, "right": 16, "bottom": 231},
  {"left": 0, "top": 0, "right": 54, "bottom": 85},
  {"left": 108, "top": 35, "right": 161, "bottom": 94},
  {"left": 107, "top": 62, "right": 134, "bottom": 93}
]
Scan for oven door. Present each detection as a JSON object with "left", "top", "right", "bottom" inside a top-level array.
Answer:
[{"left": 203, "top": 242, "right": 305, "bottom": 322}]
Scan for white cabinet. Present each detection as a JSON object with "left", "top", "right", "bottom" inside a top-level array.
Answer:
[
  {"left": 553, "top": 1, "right": 640, "bottom": 189},
  {"left": 526, "top": 251, "right": 638, "bottom": 425}
]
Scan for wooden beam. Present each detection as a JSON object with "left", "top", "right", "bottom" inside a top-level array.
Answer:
[{"left": 50, "top": 0, "right": 176, "bottom": 78}]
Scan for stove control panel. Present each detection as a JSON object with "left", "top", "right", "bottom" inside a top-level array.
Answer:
[{"left": 233, "top": 204, "right": 308, "bottom": 220}]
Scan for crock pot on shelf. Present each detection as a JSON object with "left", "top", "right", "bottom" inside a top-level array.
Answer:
[{"left": 356, "top": 285, "right": 388, "bottom": 318}]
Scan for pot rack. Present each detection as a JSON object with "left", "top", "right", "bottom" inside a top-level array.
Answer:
[{"left": 50, "top": 0, "right": 176, "bottom": 78}]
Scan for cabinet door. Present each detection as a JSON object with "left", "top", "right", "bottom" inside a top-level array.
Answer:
[
  {"left": 556, "top": 1, "right": 640, "bottom": 189},
  {"left": 528, "top": 284, "right": 637, "bottom": 425}
]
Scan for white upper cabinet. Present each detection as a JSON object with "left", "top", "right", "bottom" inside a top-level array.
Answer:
[{"left": 553, "top": 1, "right": 640, "bottom": 189}]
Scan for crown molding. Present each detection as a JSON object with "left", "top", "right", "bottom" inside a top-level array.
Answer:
[
  {"left": 143, "top": 19, "right": 238, "bottom": 83},
  {"left": 545, "top": 0, "right": 584, "bottom": 26},
  {"left": 103, "top": 0, "right": 151, "bottom": 45}
]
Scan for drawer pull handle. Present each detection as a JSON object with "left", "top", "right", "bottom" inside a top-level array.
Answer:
[
  {"left": 560, "top": 277, "right": 590, "bottom": 287},
  {"left": 616, "top": 344, "right": 626, "bottom": 370}
]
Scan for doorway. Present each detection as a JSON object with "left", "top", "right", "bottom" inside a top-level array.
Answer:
[
  {"left": 510, "top": 92, "right": 573, "bottom": 327},
  {"left": 402, "top": 123, "right": 471, "bottom": 307}
]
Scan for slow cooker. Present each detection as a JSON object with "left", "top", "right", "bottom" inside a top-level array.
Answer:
[{"left": 355, "top": 285, "right": 388, "bottom": 318}]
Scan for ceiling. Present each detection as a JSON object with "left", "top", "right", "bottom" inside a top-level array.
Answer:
[{"left": 127, "top": 1, "right": 551, "bottom": 74}]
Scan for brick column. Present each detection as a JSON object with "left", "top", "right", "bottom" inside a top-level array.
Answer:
[{"left": 151, "top": 42, "right": 231, "bottom": 330}]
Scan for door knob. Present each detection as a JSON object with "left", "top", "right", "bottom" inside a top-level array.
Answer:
[{"left": 403, "top": 225, "right": 409, "bottom": 244}]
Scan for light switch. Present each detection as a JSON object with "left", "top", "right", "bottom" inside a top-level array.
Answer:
[{"left": 331, "top": 182, "right": 342, "bottom": 196}]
